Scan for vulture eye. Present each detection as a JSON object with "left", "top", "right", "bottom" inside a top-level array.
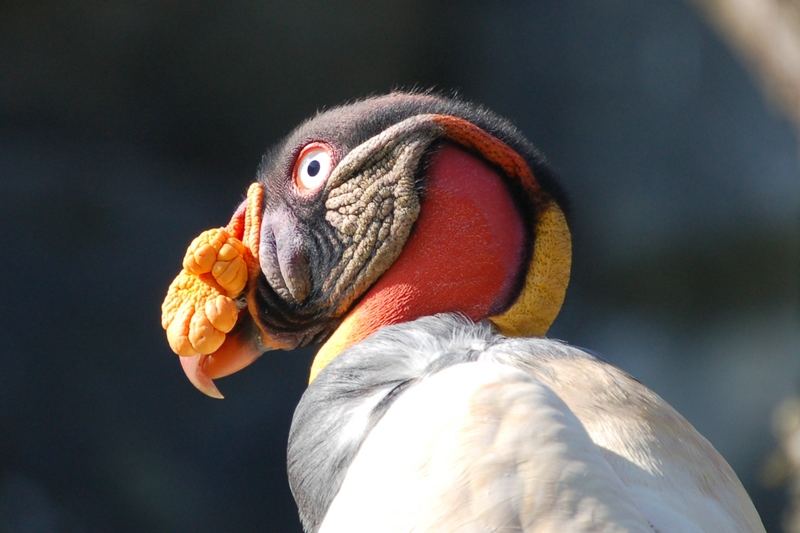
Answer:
[{"left": 293, "top": 143, "right": 334, "bottom": 194}]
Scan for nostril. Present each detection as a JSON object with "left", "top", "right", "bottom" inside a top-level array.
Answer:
[
  {"left": 278, "top": 241, "right": 311, "bottom": 303},
  {"left": 267, "top": 212, "right": 312, "bottom": 305}
]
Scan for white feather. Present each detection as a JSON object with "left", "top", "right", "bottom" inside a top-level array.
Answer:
[{"left": 318, "top": 333, "right": 764, "bottom": 532}]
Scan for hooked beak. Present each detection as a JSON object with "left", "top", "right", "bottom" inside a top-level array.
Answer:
[
  {"left": 179, "top": 319, "right": 266, "bottom": 399},
  {"left": 174, "top": 182, "right": 274, "bottom": 399}
]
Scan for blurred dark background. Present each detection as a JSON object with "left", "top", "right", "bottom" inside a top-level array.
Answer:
[{"left": 1, "top": 1, "right": 798, "bottom": 531}]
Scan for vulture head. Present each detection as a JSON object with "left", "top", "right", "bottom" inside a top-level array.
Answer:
[{"left": 162, "top": 92, "right": 571, "bottom": 397}]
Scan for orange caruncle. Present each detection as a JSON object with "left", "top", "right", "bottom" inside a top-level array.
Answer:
[{"left": 161, "top": 183, "right": 264, "bottom": 358}]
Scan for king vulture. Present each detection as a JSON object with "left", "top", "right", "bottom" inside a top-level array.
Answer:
[{"left": 161, "top": 92, "right": 765, "bottom": 532}]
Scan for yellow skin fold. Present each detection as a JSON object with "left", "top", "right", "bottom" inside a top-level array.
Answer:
[{"left": 161, "top": 183, "right": 264, "bottom": 358}]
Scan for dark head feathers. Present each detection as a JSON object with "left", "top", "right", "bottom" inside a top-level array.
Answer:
[{"left": 255, "top": 91, "right": 569, "bottom": 216}]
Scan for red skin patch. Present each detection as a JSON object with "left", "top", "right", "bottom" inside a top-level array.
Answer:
[{"left": 340, "top": 143, "right": 525, "bottom": 344}]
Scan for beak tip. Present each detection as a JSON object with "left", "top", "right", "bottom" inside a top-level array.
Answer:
[
  {"left": 179, "top": 354, "right": 226, "bottom": 400},
  {"left": 197, "top": 378, "right": 225, "bottom": 399},
  {"left": 205, "top": 388, "right": 225, "bottom": 400}
]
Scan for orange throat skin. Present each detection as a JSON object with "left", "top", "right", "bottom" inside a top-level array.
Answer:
[{"left": 309, "top": 144, "right": 527, "bottom": 382}]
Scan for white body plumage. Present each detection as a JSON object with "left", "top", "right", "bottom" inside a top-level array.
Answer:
[{"left": 289, "top": 315, "right": 764, "bottom": 532}]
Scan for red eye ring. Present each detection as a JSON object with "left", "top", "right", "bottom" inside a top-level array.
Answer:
[{"left": 293, "top": 142, "right": 335, "bottom": 195}]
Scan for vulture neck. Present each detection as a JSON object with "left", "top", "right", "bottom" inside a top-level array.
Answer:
[{"left": 309, "top": 144, "right": 527, "bottom": 382}]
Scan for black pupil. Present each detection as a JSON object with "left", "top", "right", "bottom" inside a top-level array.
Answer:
[{"left": 307, "top": 159, "right": 321, "bottom": 177}]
